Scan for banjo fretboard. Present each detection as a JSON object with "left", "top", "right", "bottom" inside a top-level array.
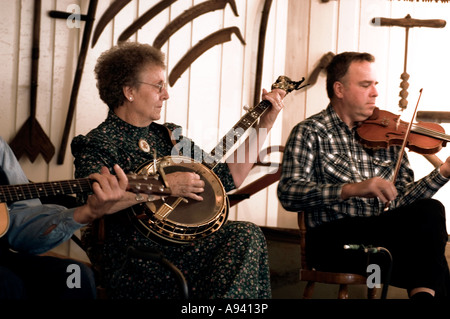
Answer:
[{"left": 205, "top": 100, "right": 273, "bottom": 170}]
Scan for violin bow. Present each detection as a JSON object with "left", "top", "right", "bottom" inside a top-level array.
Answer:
[{"left": 384, "top": 88, "right": 423, "bottom": 211}]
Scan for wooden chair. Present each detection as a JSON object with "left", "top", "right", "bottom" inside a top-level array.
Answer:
[{"left": 298, "top": 211, "right": 377, "bottom": 299}]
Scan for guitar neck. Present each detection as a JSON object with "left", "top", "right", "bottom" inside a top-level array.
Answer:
[
  {"left": 0, "top": 178, "right": 93, "bottom": 203},
  {"left": 204, "top": 100, "right": 272, "bottom": 169}
]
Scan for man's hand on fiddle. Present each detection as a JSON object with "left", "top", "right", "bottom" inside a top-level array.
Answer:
[
  {"left": 341, "top": 176, "right": 398, "bottom": 204},
  {"left": 439, "top": 156, "right": 450, "bottom": 178}
]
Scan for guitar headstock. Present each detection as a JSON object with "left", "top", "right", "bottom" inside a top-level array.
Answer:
[
  {"left": 271, "top": 75, "right": 308, "bottom": 94},
  {"left": 126, "top": 173, "right": 171, "bottom": 196}
]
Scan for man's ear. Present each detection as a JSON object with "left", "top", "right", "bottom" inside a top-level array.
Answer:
[{"left": 333, "top": 81, "right": 344, "bottom": 99}]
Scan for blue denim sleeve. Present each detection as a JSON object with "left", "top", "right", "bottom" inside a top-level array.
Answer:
[
  {"left": 7, "top": 203, "right": 84, "bottom": 254},
  {"left": 0, "top": 137, "right": 84, "bottom": 254}
]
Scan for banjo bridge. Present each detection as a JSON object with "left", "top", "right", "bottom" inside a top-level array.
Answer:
[{"left": 154, "top": 197, "right": 189, "bottom": 221}]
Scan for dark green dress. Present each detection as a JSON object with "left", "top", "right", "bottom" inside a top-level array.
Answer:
[{"left": 71, "top": 111, "right": 271, "bottom": 299}]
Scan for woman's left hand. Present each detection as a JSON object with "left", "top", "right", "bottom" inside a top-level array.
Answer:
[{"left": 259, "top": 88, "right": 286, "bottom": 130}]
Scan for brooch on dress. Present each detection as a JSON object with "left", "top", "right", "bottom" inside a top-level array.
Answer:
[{"left": 138, "top": 138, "right": 150, "bottom": 153}]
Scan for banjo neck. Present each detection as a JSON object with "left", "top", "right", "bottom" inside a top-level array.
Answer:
[
  {"left": 203, "top": 76, "right": 307, "bottom": 170},
  {"left": 203, "top": 100, "right": 271, "bottom": 170},
  {"left": 204, "top": 99, "right": 273, "bottom": 170}
]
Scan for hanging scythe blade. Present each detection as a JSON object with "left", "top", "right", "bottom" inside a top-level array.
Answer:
[
  {"left": 117, "top": 0, "right": 178, "bottom": 44},
  {"left": 151, "top": 0, "right": 239, "bottom": 49},
  {"left": 168, "top": 27, "right": 245, "bottom": 86},
  {"left": 91, "top": 0, "right": 132, "bottom": 47}
]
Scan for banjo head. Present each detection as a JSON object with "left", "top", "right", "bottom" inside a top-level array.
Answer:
[{"left": 130, "top": 156, "right": 229, "bottom": 244}]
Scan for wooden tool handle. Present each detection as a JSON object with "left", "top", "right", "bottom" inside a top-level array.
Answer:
[{"left": 372, "top": 17, "right": 446, "bottom": 28}]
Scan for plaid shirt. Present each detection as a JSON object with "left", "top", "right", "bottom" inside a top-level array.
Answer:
[{"left": 277, "top": 104, "right": 449, "bottom": 228}]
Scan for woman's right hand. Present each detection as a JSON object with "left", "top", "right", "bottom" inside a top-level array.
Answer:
[{"left": 165, "top": 171, "right": 205, "bottom": 201}]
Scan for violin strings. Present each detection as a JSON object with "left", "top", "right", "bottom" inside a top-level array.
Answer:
[{"left": 411, "top": 124, "right": 450, "bottom": 141}]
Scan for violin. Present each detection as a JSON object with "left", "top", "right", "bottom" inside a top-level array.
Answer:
[{"left": 356, "top": 107, "right": 450, "bottom": 155}]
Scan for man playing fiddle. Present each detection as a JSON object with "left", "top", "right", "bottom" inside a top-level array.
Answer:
[{"left": 278, "top": 51, "right": 450, "bottom": 299}]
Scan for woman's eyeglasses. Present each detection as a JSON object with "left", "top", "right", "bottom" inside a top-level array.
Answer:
[{"left": 138, "top": 81, "right": 167, "bottom": 93}]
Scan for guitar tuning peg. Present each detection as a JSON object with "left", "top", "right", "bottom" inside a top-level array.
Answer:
[{"left": 243, "top": 104, "right": 250, "bottom": 112}]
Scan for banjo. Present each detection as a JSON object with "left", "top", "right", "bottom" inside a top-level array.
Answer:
[{"left": 129, "top": 76, "right": 306, "bottom": 244}]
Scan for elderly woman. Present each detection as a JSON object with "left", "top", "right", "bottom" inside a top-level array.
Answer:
[{"left": 71, "top": 42, "right": 285, "bottom": 299}]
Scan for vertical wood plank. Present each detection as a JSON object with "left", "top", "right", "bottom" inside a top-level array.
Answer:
[
  {"left": 276, "top": 0, "right": 312, "bottom": 229},
  {"left": 187, "top": 0, "right": 222, "bottom": 151},
  {"left": 337, "top": 0, "right": 360, "bottom": 52},
  {"left": 0, "top": 0, "right": 20, "bottom": 141}
]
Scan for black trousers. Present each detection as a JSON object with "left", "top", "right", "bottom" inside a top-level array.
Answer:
[
  {"left": 306, "top": 198, "right": 450, "bottom": 297},
  {"left": 0, "top": 248, "right": 96, "bottom": 299}
]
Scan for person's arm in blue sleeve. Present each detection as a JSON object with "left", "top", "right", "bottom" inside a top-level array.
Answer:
[
  {"left": 4, "top": 165, "right": 140, "bottom": 255},
  {"left": 6, "top": 200, "right": 84, "bottom": 254},
  {"left": 0, "top": 136, "right": 139, "bottom": 254}
]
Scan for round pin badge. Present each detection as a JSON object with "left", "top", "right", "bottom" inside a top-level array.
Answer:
[{"left": 138, "top": 138, "right": 150, "bottom": 153}]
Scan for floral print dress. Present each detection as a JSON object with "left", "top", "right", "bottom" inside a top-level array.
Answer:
[{"left": 71, "top": 111, "right": 271, "bottom": 299}]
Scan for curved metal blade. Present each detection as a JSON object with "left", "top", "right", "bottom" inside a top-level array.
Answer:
[
  {"left": 92, "top": 0, "right": 132, "bottom": 47},
  {"left": 152, "top": 0, "right": 238, "bottom": 49},
  {"left": 168, "top": 26, "right": 245, "bottom": 86},
  {"left": 118, "top": 0, "right": 178, "bottom": 43}
]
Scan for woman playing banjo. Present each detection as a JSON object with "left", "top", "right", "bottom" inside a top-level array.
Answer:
[{"left": 71, "top": 42, "right": 286, "bottom": 299}]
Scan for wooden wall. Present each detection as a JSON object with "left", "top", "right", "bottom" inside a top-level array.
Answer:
[{"left": 2, "top": 0, "right": 450, "bottom": 246}]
